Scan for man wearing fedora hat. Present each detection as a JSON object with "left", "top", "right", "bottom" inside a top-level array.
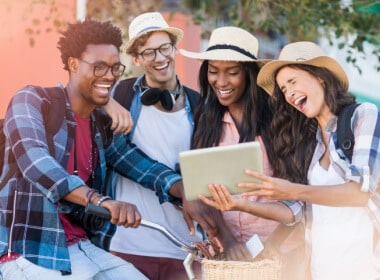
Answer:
[
  {"left": 232, "top": 41, "right": 380, "bottom": 279},
  {"left": 108, "top": 12, "right": 241, "bottom": 280}
]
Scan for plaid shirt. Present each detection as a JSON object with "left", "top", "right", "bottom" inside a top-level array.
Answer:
[
  {"left": 309, "top": 102, "right": 380, "bottom": 192},
  {"left": 0, "top": 85, "right": 181, "bottom": 273}
]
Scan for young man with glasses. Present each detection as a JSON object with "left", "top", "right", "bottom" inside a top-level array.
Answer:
[
  {"left": 0, "top": 18, "right": 189, "bottom": 279},
  {"left": 109, "top": 12, "right": 248, "bottom": 280}
]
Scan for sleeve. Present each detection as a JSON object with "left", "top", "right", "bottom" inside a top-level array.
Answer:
[
  {"left": 105, "top": 132, "right": 181, "bottom": 203},
  {"left": 348, "top": 102, "right": 380, "bottom": 193}
]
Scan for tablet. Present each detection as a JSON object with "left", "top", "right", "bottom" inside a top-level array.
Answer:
[{"left": 179, "top": 141, "right": 263, "bottom": 201}]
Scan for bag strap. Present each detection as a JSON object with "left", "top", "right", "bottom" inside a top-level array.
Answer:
[
  {"left": 113, "top": 78, "right": 137, "bottom": 109},
  {"left": 337, "top": 103, "right": 360, "bottom": 162},
  {"left": 0, "top": 86, "right": 66, "bottom": 190},
  {"left": 42, "top": 86, "right": 66, "bottom": 157}
]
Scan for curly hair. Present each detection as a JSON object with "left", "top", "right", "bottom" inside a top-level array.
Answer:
[
  {"left": 192, "top": 60, "right": 273, "bottom": 151},
  {"left": 268, "top": 64, "right": 356, "bottom": 183},
  {"left": 57, "top": 18, "right": 123, "bottom": 71}
]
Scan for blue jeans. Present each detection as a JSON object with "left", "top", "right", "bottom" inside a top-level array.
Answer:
[{"left": 0, "top": 240, "right": 147, "bottom": 280}]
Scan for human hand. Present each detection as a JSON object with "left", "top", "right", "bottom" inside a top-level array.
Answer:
[
  {"left": 101, "top": 200, "right": 141, "bottom": 228},
  {"left": 102, "top": 97, "right": 134, "bottom": 135},
  {"left": 182, "top": 199, "right": 218, "bottom": 238},
  {"left": 238, "top": 169, "right": 295, "bottom": 201},
  {"left": 198, "top": 184, "right": 245, "bottom": 211},
  {"left": 222, "top": 238, "right": 252, "bottom": 261}
]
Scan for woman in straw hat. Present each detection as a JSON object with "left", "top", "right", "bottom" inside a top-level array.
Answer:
[
  {"left": 180, "top": 25, "right": 306, "bottom": 256},
  {"left": 236, "top": 41, "right": 380, "bottom": 279}
]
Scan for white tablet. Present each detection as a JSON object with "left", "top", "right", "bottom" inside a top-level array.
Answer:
[{"left": 179, "top": 141, "right": 263, "bottom": 201}]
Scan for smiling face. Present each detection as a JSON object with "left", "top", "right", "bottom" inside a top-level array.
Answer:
[
  {"left": 132, "top": 31, "right": 177, "bottom": 89},
  {"left": 69, "top": 44, "right": 121, "bottom": 109},
  {"left": 276, "top": 66, "right": 332, "bottom": 120},
  {"left": 207, "top": 60, "right": 247, "bottom": 108}
]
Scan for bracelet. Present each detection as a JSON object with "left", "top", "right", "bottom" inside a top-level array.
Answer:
[
  {"left": 96, "top": 195, "right": 112, "bottom": 207},
  {"left": 86, "top": 189, "right": 97, "bottom": 204},
  {"left": 90, "top": 193, "right": 102, "bottom": 204}
]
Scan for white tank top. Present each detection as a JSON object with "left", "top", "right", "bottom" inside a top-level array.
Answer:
[
  {"left": 110, "top": 105, "right": 204, "bottom": 259},
  {"left": 308, "top": 163, "right": 376, "bottom": 280}
]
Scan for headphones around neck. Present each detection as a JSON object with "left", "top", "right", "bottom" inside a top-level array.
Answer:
[{"left": 140, "top": 80, "right": 182, "bottom": 110}]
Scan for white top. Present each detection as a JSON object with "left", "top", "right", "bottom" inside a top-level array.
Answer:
[
  {"left": 308, "top": 162, "right": 376, "bottom": 280},
  {"left": 110, "top": 105, "right": 204, "bottom": 259}
]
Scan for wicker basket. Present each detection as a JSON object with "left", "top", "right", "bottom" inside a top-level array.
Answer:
[{"left": 201, "top": 254, "right": 281, "bottom": 280}]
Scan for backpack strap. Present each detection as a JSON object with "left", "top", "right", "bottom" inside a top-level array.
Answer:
[
  {"left": 337, "top": 103, "right": 360, "bottom": 162},
  {"left": 113, "top": 77, "right": 137, "bottom": 109},
  {"left": 42, "top": 86, "right": 66, "bottom": 157}
]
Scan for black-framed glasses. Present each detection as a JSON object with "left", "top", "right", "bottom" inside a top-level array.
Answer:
[
  {"left": 79, "top": 58, "right": 126, "bottom": 77},
  {"left": 138, "top": 43, "right": 174, "bottom": 62}
]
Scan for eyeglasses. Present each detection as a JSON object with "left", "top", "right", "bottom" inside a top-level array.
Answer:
[
  {"left": 79, "top": 58, "right": 126, "bottom": 77},
  {"left": 138, "top": 43, "right": 174, "bottom": 62}
]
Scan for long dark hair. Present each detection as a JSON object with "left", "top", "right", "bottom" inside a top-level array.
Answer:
[
  {"left": 192, "top": 60, "right": 273, "bottom": 151},
  {"left": 268, "top": 64, "right": 356, "bottom": 183}
]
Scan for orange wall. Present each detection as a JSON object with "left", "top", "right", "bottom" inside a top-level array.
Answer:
[
  {"left": 0, "top": 2, "right": 201, "bottom": 118},
  {"left": 162, "top": 12, "right": 201, "bottom": 92},
  {"left": 0, "top": 1, "right": 76, "bottom": 117}
]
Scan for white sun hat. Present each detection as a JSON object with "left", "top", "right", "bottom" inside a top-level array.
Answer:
[
  {"left": 179, "top": 26, "right": 268, "bottom": 66},
  {"left": 257, "top": 41, "right": 349, "bottom": 95},
  {"left": 124, "top": 12, "right": 183, "bottom": 54}
]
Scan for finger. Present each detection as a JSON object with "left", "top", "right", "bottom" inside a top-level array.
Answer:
[
  {"left": 110, "top": 116, "right": 121, "bottom": 133},
  {"left": 131, "top": 210, "right": 141, "bottom": 228},
  {"left": 124, "top": 208, "right": 136, "bottom": 227},
  {"left": 198, "top": 195, "right": 219, "bottom": 209},
  {"left": 116, "top": 115, "right": 131, "bottom": 134},
  {"left": 208, "top": 185, "right": 224, "bottom": 202},
  {"left": 245, "top": 169, "right": 268, "bottom": 181},
  {"left": 183, "top": 212, "right": 195, "bottom": 236},
  {"left": 123, "top": 117, "right": 133, "bottom": 135}
]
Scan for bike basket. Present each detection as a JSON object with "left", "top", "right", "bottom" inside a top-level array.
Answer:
[{"left": 201, "top": 254, "right": 281, "bottom": 280}]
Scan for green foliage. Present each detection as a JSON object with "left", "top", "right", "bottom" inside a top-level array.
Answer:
[
  {"left": 22, "top": 0, "right": 380, "bottom": 72},
  {"left": 182, "top": 0, "right": 380, "bottom": 72}
]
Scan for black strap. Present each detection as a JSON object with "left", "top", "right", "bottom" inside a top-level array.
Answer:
[
  {"left": 113, "top": 78, "right": 137, "bottom": 110},
  {"left": 337, "top": 103, "right": 360, "bottom": 162}
]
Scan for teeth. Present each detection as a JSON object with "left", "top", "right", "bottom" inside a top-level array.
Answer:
[
  {"left": 294, "top": 96, "right": 306, "bottom": 105},
  {"left": 155, "top": 63, "right": 168, "bottom": 70},
  {"left": 95, "top": 84, "right": 111, "bottom": 88},
  {"left": 218, "top": 89, "right": 232, "bottom": 96}
]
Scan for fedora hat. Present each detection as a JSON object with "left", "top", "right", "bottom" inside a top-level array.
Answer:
[
  {"left": 179, "top": 26, "right": 268, "bottom": 66},
  {"left": 257, "top": 41, "right": 349, "bottom": 95},
  {"left": 124, "top": 12, "right": 183, "bottom": 54}
]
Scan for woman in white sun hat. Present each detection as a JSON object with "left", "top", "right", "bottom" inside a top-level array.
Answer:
[
  {"left": 181, "top": 27, "right": 308, "bottom": 279},
  {"left": 238, "top": 41, "right": 380, "bottom": 279}
]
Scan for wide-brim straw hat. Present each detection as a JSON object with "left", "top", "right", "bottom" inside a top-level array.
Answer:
[
  {"left": 124, "top": 12, "right": 183, "bottom": 54},
  {"left": 179, "top": 26, "right": 269, "bottom": 66},
  {"left": 257, "top": 41, "right": 349, "bottom": 95}
]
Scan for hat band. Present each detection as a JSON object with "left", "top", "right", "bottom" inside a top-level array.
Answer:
[
  {"left": 207, "top": 44, "right": 257, "bottom": 60},
  {"left": 137, "top": 26, "right": 163, "bottom": 35}
]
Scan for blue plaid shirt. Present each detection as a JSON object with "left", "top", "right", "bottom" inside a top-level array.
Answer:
[
  {"left": 310, "top": 102, "right": 380, "bottom": 192},
  {"left": 0, "top": 85, "right": 181, "bottom": 273}
]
